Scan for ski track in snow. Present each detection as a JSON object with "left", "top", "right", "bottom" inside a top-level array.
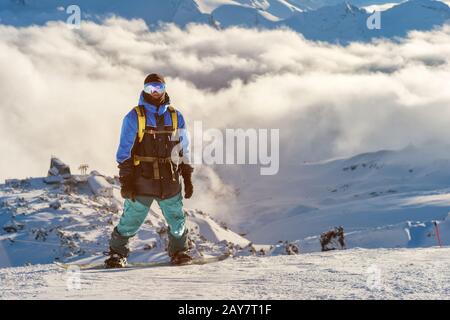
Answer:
[{"left": 1, "top": 247, "right": 449, "bottom": 300}]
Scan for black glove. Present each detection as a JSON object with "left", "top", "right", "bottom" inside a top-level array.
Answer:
[
  {"left": 179, "top": 163, "right": 194, "bottom": 199},
  {"left": 120, "top": 177, "right": 135, "bottom": 201},
  {"left": 183, "top": 175, "right": 193, "bottom": 199},
  {"left": 118, "top": 160, "right": 135, "bottom": 201}
]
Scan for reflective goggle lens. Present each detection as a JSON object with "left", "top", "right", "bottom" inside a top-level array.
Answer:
[{"left": 144, "top": 82, "right": 166, "bottom": 94}]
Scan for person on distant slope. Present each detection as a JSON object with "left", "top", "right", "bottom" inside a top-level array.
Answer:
[{"left": 105, "top": 73, "right": 194, "bottom": 268}]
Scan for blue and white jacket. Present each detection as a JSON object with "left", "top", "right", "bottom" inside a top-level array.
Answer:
[{"left": 116, "top": 92, "right": 191, "bottom": 165}]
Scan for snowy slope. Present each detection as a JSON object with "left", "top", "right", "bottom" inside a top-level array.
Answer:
[
  {"left": 286, "top": 0, "right": 404, "bottom": 10},
  {"left": 280, "top": 2, "right": 372, "bottom": 43},
  {"left": 0, "top": 168, "right": 253, "bottom": 268},
  {"left": 1, "top": 0, "right": 450, "bottom": 43},
  {"left": 378, "top": 0, "right": 450, "bottom": 37},
  {"left": 1, "top": 247, "right": 449, "bottom": 299},
  {"left": 236, "top": 0, "right": 304, "bottom": 19},
  {"left": 3, "top": 145, "right": 450, "bottom": 269},
  {"left": 363, "top": 2, "right": 403, "bottom": 12},
  {"left": 211, "top": 4, "right": 275, "bottom": 28},
  {"left": 214, "top": 145, "right": 450, "bottom": 251}
]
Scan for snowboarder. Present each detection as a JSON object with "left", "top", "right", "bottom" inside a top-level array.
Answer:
[{"left": 105, "top": 73, "right": 194, "bottom": 268}]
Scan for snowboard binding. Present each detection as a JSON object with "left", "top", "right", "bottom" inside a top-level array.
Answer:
[
  {"left": 104, "top": 250, "right": 128, "bottom": 268},
  {"left": 170, "top": 251, "right": 193, "bottom": 265}
]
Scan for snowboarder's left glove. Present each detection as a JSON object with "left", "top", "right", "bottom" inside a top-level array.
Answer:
[
  {"left": 183, "top": 176, "right": 193, "bottom": 199},
  {"left": 180, "top": 163, "right": 194, "bottom": 199}
]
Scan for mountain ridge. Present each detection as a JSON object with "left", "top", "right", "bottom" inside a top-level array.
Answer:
[{"left": 1, "top": 0, "right": 449, "bottom": 43}]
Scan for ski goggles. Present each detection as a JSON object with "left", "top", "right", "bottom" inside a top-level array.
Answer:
[{"left": 144, "top": 82, "right": 166, "bottom": 94}]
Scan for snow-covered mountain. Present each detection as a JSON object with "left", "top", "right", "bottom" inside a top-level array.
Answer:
[
  {"left": 1, "top": 0, "right": 450, "bottom": 43},
  {"left": 0, "top": 158, "right": 306, "bottom": 268},
  {"left": 284, "top": 0, "right": 404, "bottom": 10},
  {"left": 2, "top": 144, "right": 450, "bottom": 269},
  {"left": 0, "top": 0, "right": 306, "bottom": 26},
  {"left": 215, "top": 145, "right": 450, "bottom": 251},
  {"left": 0, "top": 0, "right": 211, "bottom": 26},
  {"left": 281, "top": 0, "right": 450, "bottom": 42}
]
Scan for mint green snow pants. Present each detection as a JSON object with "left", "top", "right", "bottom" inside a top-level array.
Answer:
[{"left": 109, "top": 192, "right": 188, "bottom": 257}]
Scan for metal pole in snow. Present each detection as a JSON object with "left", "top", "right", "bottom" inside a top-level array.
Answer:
[{"left": 433, "top": 221, "right": 442, "bottom": 247}]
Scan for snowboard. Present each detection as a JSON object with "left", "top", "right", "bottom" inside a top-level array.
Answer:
[{"left": 55, "top": 253, "right": 231, "bottom": 271}]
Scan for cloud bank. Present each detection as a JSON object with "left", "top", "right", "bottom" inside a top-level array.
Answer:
[{"left": 1, "top": 19, "right": 450, "bottom": 217}]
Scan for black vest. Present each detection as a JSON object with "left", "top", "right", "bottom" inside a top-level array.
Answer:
[{"left": 133, "top": 106, "right": 182, "bottom": 199}]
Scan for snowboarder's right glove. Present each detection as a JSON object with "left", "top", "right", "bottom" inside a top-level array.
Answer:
[
  {"left": 180, "top": 163, "right": 194, "bottom": 199},
  {"left": 118, "top": 161, "right": 136, "bottom": 202},
  {"left": 120, "top": 178, "right": 135, "bottom": 201}
]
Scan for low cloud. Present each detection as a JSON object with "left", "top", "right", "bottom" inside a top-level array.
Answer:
[{"left": 1, "top": 19, "right": 450, "bottom": 205}]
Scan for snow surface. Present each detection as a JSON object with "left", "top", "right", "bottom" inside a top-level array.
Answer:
[
  {"left": 0, "top": 172, "right": 256, "bottom": 269},
  {"left": 1, "top": 247, "right": 449, "bottom": 299},
  {"left": 214, "top": 145, "right": 450, "bottom": 251},
  {"left": 2, "top": 0, "right": 450, "bottom": 299},
  {"left": 2, "top": 145, "right": 450, "bottom": 273},
  {"left": 363, "top": 2, "right": 404, "bottom": 12}
]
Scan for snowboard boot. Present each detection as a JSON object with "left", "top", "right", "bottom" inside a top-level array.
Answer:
[
  {"left": 105, "top": 227, "right": 132, "bottom": 268},
  {"left": 104, "top": 249, "right": 128, "bottom": 268},
  {"left": 167, "top": 228, "right": 191, "bottom": 265}
]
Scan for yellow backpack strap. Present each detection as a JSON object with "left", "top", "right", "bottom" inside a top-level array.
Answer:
[
  {"left": 133, "top": 106, "right": 146, "bottom": 166},
  {"left": 168, "top": 105, "right": 178, "bottom": 138},
  {"left": 134, "top": 106, "right": 146, "bottom": 143}
]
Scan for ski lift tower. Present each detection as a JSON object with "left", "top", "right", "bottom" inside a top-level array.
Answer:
[{"left": 79, "top": 164, "right": 89, "bottom": 175}]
